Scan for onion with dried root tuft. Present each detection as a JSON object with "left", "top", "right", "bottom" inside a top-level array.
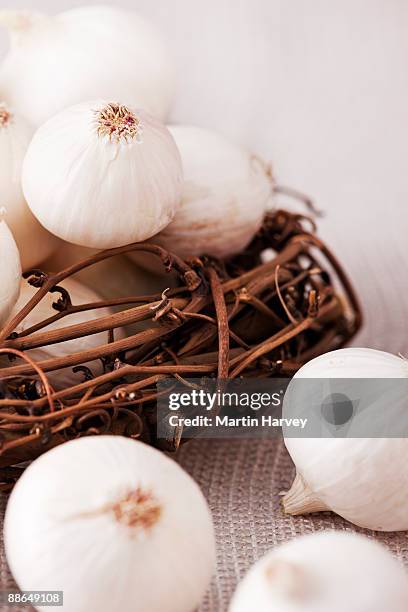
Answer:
[
  {"left": 22, "top": 101, "right": 183, "bottom": 249},
  {"left": 4, "top": 436, "right": 216, "bottom": 612}
]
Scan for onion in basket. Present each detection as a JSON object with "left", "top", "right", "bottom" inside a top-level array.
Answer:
[
  {"left": 4, "top": 277, "right": 124, "bottom": 388},
  {"left": 0, "top": 102, "right": 58, "bottom": 270},
  {"left": 0, "top": 6, "right": 175, "bottom": 125},
  {"left": 0, "top": 220, "right": 21, "bottom": 326},
  {"left": 129, "top": 125, "right": 273, "bottom": 271},
  {"left": 22, "top": 101, "right": 183, "bottom": 249}
]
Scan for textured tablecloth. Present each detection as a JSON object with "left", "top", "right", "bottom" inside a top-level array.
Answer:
[{"left": 1, "top": 438, "right": 408, "bottom": 612}]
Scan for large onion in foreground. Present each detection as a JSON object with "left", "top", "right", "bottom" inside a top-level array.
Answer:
[{"left": 5, "top": 436, "right": 216, "bottom": 612}]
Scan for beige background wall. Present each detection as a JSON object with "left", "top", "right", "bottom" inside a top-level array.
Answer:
[{"left": 1, "top": 0, "right": 407, "bottom": 352}]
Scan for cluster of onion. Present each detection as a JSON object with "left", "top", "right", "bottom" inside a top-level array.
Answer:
[
  {"left": 20, "top": 102, "right": 273, "bottom": 255},
  {"left": 0, "top": 17, "right": 271, "bottom": 374},
  {"left": 228, "top": 353, "right": 408, "bottom": 611},
  {"left": 0, "top": 5, "right": 275, "bottom": 342},
  {"left": 0, "top": 6, "right": 255, "bottom": 611},
  {"left": 231, "top": 345, "right": 408, "bottom": 609}
]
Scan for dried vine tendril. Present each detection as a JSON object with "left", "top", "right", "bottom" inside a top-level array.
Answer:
[{"left": 0, "top": 210, "right": 362, "bottom": 487}]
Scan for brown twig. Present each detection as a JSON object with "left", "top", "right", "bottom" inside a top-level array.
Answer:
[
  {"left": 208, "top": 267, "right": 230, "bottom": 379},
  {"left": 0, "top": 209, "right": 362, "bottom": 475}
]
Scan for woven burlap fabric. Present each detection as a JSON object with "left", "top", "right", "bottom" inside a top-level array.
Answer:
[
  {"left": 179, "top": 439, "right": 408, "bottom": 611},
  {"left": 0, "top": 438, "right": 407, "bottom": 612}
]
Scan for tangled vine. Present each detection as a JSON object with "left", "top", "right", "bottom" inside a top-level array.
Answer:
[{"left": 0, "top": 210, "right": 362, "bottom": 489}]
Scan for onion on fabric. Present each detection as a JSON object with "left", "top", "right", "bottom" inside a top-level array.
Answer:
[
  {"left": 283, "top": 348, "right": 408, "bottom": 531},
  {"left": 4, "top": 436, "right": 216, "bottom": 612},
  {"left": 229, "top": 531, "right": 408, "bottom": 612}
]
